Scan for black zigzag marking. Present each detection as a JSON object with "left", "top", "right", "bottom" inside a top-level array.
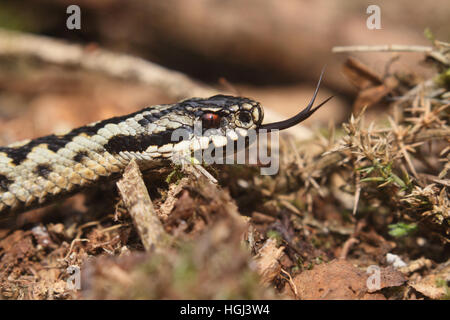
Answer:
[
  {"left": 104, "top": 130, "right": 178, "bottom": 154},
  {"left": 0, "top": 174, "right": 13, "bottom": 192},
  {"left": 34, "top": 164, "right": 52, "bottom": 179},
  {"left": 0, "top": 106, "right": 172, "bottom": 165}
]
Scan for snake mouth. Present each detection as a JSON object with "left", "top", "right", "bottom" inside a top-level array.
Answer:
[{"left": 258, "top": 68, "right": 333, "bottom": 132}]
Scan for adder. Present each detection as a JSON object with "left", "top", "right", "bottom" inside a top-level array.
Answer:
[{"left": 0, "top": 70, "right": 332, "bottom": 216}]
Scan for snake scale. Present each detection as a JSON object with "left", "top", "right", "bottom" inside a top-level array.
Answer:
[{"left": 0, "top": 71, "right": 331, "bottom": 217}]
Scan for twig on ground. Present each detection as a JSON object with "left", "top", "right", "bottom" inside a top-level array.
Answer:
[
  {"left": 116, "top": 159, "right": 169, "bottom": 251},
  {"left": 339, "top": 220, "right": 366, "bottom": 260},
  {"left": 353, "top": 171, "right": 361, "bottom": 215},
  {"left": 332, "top": 45, "right": 433, "bottom": 53},
  {"left": 339, "top": 238, "right": 359, "bottom": 260},
  {"left": 280, "top": 268, "right": 298, "bottom": 299},
  {"left": 0, "top": 28, "right": 215, "bottom": 100}
]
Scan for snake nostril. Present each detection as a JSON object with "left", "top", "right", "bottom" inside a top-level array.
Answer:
[{"left": 238, "top": 112, "right": 252, "bottom": 126}]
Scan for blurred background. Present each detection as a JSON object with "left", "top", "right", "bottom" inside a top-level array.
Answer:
[{"left": 0, "top": 0, "right": 448, "bottom": 143}]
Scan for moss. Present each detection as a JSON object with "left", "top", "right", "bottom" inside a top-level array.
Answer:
[{"left": 388, "top": 222, "right": 417, "bottom": 238}]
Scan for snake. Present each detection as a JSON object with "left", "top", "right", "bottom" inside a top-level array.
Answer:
[{"left": 0, "top": 71, "right": 331, "bottom": 217}]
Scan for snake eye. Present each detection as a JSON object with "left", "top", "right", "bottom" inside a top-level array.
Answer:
[{"left": 202, "top": 113, "right": 221, "bottom": 129}]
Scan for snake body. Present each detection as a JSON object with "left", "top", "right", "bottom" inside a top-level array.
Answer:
[
  {"left": 0, "top": 95, "right": 265, "bottom": 216},
  {"left": 0, "top": 70, "right": 331, "bottom": 217}
]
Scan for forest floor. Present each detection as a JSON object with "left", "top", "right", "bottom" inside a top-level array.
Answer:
[{"left": 0, "top": 34, "right": 448, "bottom": 300}]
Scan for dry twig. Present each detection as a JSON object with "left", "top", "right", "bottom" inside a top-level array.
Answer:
[
  {"left": 116, "top": 159, "right": 169, "bottom": 251},
  {"left": 332, "top": 45, "right": 433, "bottom": 53}
]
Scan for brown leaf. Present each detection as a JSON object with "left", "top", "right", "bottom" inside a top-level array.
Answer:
[
  {"left": 342, "top": 57, "right": 383, "bottom": 90},
  {"left": 285, "top": 259, "right": 399, "bottom": 299}
]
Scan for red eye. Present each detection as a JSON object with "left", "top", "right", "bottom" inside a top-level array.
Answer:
[{"left": 202, "top": 113, "right": 221, "bottom": 129}]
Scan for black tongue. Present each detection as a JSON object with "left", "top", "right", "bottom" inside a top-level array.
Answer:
[{"left": 258, "top": 67, "right": 333, "bottom": 131}]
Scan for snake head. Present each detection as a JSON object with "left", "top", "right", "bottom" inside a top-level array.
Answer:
[
  {"left": 179, "top": 95, "right": 264, "bottom": 133},
  {"left": 179, "top": 68, "right": 332, "bottom": 135}
]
